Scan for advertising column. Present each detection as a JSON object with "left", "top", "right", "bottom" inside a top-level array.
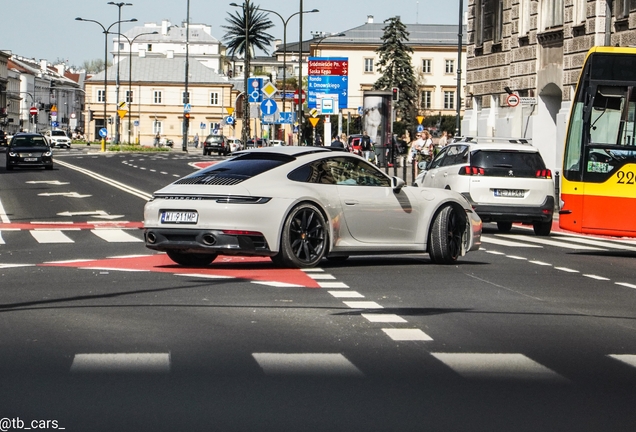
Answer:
[{"left": 362, "top": 90, "right": 392, "bottom": 167}]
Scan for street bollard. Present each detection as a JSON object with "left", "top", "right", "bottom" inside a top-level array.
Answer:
[{"left": 554, "top": 171, "right": 561, "bottom": 211}]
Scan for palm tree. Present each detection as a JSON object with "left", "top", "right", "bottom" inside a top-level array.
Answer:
[{"left": 222, "top": 2, "right": 275, "bottom": 143}]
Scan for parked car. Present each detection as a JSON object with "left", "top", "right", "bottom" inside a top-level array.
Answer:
[
  {"left": 44, "top": 129, "right": 71, "bottom": 149},
  {"left": 348, "top": 134, "right": 363, "bottom": 156},
  {"left": 143, "top": 146, "right": 482, "bottom": 268},
  {"left": 227, "top": 137, "right": 243, "bottom": 153},
  {"left": 246, "top": 138, "right": 268, "bottom": 148},
  {"left": 269, "top": 139, "right": 286, "bottom": 147},
  {"left": 203, "top": 134, "right": 229, "bottom": 156},
  {"left": 5, "top": 133, "right": 53, "bottom": 170},
  {"left": 414, "top": 136, "right": 554, "bottom": 235}
]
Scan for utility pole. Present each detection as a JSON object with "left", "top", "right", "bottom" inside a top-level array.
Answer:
[{"left": 182, "top": 0, "right": 190, "bottom": 152}]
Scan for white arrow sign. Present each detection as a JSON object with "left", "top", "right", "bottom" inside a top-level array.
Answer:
[
  {"left": 26, "top": 181, "right": 70, "bottom": 185},
  {"left": 39, "top": 192, "right": 92, "bottom": 198},
  {"left": 57, "top": 210, "right": 124, "bottom": 220}
]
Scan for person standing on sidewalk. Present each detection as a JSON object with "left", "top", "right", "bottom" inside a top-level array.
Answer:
[
  {"left": 194, "top": 133, "right": 200, "bottom": 149},
  {"left": 361, "top": 131, "right": 373, "bottom": 163}
]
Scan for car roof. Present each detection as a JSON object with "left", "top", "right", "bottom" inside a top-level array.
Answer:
[
  {"left": 234, "top": 146, "right": 336, "bottom": 157},
  {"left": 450, "top": 136, "right": 539, "bottom": 152}
]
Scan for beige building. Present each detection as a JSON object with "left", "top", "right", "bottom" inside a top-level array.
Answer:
[{"left": 463, "top": 0, "right": 636, "bottom": 173}]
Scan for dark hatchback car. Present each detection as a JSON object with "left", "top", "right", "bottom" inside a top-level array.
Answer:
[
  {"left": 203, "top": 134, "right": 229, "bottom": 156},
  {"left": 6, "top": 133, "right": 53, "bottom": 170}
]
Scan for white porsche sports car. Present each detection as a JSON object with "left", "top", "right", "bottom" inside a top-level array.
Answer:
[{"left": 143, "top": 146, "right": 482, "bottom": 268}]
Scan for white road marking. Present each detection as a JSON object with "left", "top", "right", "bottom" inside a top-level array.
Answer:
[
  {"left": 506, "top": 255, "right": 527, "bottom": 260},
  {"left": 302, "top": 268, "right": 325, "bottom": 272},
  {"left": 328, "top": 291, "right": 364, "bottom": 298},
  {"left": 554, "top": 267, "right": 579, "bottom": 273},
  {"left": 107, "top": 254, "right": 153, "bottom": 259},
  {"left": 43, "top": 259, "right": 93, "bottom": 264},
  {"left": 431, "top": 353, "right": 568, "bottom": 382},
  {"left": 529, "top": 260, "right": 552, "bottom": 266},
  {"left": 609, "top": 354, "right": 636, "bottom": 368},
  {"left": 0, "top": 198, "right": 10, "bottom": 223},
  {"left": 251, "top": 281, "right": 304, "bottom": 287},
  {"left": 481, "top": 236, "right": 541, "bottom": 248},
  {"left": 615, "top": 282, "right": 636, "bottom": 289},
  {"left": 485, "top": 250, "right": 505, "bottom": 255},
  {"left": 343, "top": 301, "right": 383, "bottom": 309},
  {"left": 361, "top": 314, "right": 407, "bottom": 323},
  {"left": 252, "top": 353, "right": 364, "bottom": 377},
  {"left": 307, "top": 274, "right": 336, "bottom": 280},
  {"left": 79, "top": 267, "right": 150, "bottom": 272},
  {"left": 70, "top": 353, "right": 171, "bottom": 373},
  {"left": 583, "top": 274, "right": 610, "bottom": 281},
  {"left": 91, "top": 229, "right": 143, "bottom": 243},
  {"left": 497, "top": 234, "right": 605, "bottom": 251},
  {"left": 30, "top": 230, "right": 75, "bottom": 243},
  {"left": 175, "top": 274, "right": 234, "bottom": 279},
  {"left": 318, "top": 282, "right": 349, "bottom": 288},
  {"left": 382, "top": 328, "right": 433, "bottom": 341},
  {"left": 552, "top": 234, "right": 636, "bottom": 252},
  {"left": 0, "top": 263, "right": 35, "bottom": 269}
]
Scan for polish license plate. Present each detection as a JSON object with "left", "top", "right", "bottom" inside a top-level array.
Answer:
[
  {"left": 24, "top": 157, "right": 37, "bottom": 162},
  {"left": 494, "top": 189, "right": 525, "bottom": 198},
  {"left": 161, "top": 211, "right": 198, "bottom": 224}
]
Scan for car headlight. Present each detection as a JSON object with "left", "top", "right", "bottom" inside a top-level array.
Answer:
[
  {"left": 44, "top": 150, "right": 52, "bottom": 157},
  {"left": 8, "top": 151, "right": 17, "bottom": 157}
]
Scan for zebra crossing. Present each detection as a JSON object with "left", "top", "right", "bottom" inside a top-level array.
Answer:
[
  {"left": 66, "top": 350, "right": 636, "bottom": 383},
  {"left": 0, "top": 226, "right": 144, "bottom": 245},
  {"left": 480, "top": 231, "right": 636, "bottom": 252}
]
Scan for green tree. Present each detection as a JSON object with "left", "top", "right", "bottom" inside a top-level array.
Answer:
[
  {"left": 222, "top": 2, "right": 275, "bottom": 58},
  {"left": 81, "top": 59, "right": 110, "bottom": 74},
  {"left": 373, "top": 17, "right": 418, "bottom": 138}
]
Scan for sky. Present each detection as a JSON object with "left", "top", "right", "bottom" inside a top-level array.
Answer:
[{"left": 2, "top": 0, "right": 466, "bottom": 68}]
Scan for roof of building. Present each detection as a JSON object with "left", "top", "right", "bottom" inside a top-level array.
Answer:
[
  {"left": 121, "top": 22, "right": 221, "bottom": 45},
  {"left": 87, "top": 57, "right": 229, "bottom": 84}
]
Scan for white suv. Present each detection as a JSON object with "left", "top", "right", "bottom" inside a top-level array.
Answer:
[
  {"left": 414, "top": 137, "right": 555, "bottom": 235},
  {"left": 44, "top": 130, "right": 71, "bottom": 148}
]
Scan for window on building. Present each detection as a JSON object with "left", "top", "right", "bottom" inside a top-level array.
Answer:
[
  {"left": 210, "top": 92, "right": 219, "bottom": 105},
  {"left": 364, "top": 58, "right": 374, "bottom": 73},
  {"left": 474, "top": 0, "right": 484, "bottom": 47},
  {"left": 540, "top": 0, "right": 563, "bottom": 30},
  {"left": 615, "top": 0, "right": 629, "bottom": 19},
  {"left": 118, "top": 42, "right": 125, "bottom": 50},
  {"left": 445, "top": 60, "right": 455, "bottom": 74},
  {"left": 420, "top": 90, "right": 432, "bottom": 109},
  {"left": 153, "top": 120, "right": 162, "bottom": 134},
  {"left": 97, "top": 89, "right": 105, "bottom": 103},
  {"left": 573, "top": 0, "right": 586, "bottom": 25},
  {"left": 444, "top": 91, "right": 455, "bottom": 110},
  {"left": 153, "top": 91, "right": 162, "bottom": 104},
  {"left": 126, "top": 90, "right": 133, "bottom": 104},
  {"left": 147, "top": 44, "right": 153, "bottom": 52},
  {"left": 422, "top": 59, "right": 432, "bottom": 74},
  {"left": 519, "top": 0, "right": 531, "bottom": 35},
  {"left": 494, "top": 0, "right": 504, "bottom": 43}
]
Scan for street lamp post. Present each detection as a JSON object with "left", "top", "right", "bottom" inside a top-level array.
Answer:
[
  {"left": 455, "top": 0, "right": 463, "bottom": 136},
  {"left": 260, "top": 7, "right": 318, "bottom": 144},
  {"left": 108, "top": 2, "right": 133, "bottom": 145},
  {"left": 183, "top": 0, "right": 191, "bottom": 152},
  {"left": 75, "top": 15, "right": 137, "bottom": 151},
  {"left": 115, "top": 31, "right": 158, "bottom": 145}
]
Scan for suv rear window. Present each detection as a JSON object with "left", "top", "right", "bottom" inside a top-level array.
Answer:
[
  {"left": 175, "top": 153, "right": 295, "bottom": 185},
  {"left": 471, "top": 150, "right": 546, "bottom": 177},
  {"left": 205, "top": 136, "right": 223, "bottom": 143}
]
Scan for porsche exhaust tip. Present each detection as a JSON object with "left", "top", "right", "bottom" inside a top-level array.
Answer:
[
  {"left": 202, "top": 233, "right": 217, "bottom": 246},
  {"left": 146, "top": 232, "right": 157, "bottom": 244}
]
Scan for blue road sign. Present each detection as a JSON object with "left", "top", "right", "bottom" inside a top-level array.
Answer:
[
  {"left": 248, "top": 77, "right": 264, "bottom": 103},
  {"left": 99, "top": 128, "right": 108, "bottom": 138},
  {"left": 134, "top": 120, "right": 140, "bottom": 127},
  {"left": 260, "top": 98, "right": 278, "bottom": 116},
  {"left": 417, "top": 125, "right": 424, "bottom": 133},
  {"left": 200, "top": 122, "right": 206, "bottom": 129},
  {"left": 307, "top": 75, "right": 348, "bottom": 109},
  {"left": 278, "top": 112, "right": 295, "bottom": 124},
  {"left": 184, "top": 103, "right": 192, "bottom": 113},
  {"left": 225, "top": 116, "right": 234, "bottom": 125},
  {"left": 51, "top": 121, "right": 59, "bottom": 128}
]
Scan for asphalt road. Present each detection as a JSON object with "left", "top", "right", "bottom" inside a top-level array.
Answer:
[{"left": 0, "top": 147, "right": 635, "bottom": 431}]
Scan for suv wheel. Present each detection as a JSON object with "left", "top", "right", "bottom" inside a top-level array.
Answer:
[
  {"left": 496, "top": 221, "right": 513, "bottom": 232},
  {"left": 533, "top": 219, "right": 552, "bottom": 236}
]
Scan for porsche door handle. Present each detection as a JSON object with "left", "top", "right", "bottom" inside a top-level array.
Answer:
[{"left": 344, "top": 200, "right": 359, "bottom": 206}]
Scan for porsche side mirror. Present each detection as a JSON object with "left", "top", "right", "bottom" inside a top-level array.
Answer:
[{"left": 392, "top": 176, "right": 405, "bottom": 192}]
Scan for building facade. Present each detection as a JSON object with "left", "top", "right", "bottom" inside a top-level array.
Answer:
[{"left": 463, "top": 0, "right": 636, "bottom": 173}]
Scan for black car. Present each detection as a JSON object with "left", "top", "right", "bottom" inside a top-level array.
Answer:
[
  {"left": 203, "top": 134, "right": 229, "bottom": 156},
  {"left": 6, "top": 133, "right": 53, "bottom": 170}
]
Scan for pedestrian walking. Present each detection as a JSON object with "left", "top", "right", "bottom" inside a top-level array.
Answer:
[
  {"left": 154, "top": 133, "right": 161, "bottom": 147},
  {"left": 361, "top": 131, "right": 373, "bottom": 163},
  {"left": 330, "top": 135, "right": 344, "bottom": 148},
  {"left": 194, "top": 133, "right": 200, "bottom": 148}
]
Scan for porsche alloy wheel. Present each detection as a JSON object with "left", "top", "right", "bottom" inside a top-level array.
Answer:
[
  {"left": 274, "top": 203, "right": 328, "bottom": 268},
  {"left": 166, "top": 250, "right": 217, "bottom": 267},
  {"left": 429, "top": 205, "right": 466, "bottom": 264}
]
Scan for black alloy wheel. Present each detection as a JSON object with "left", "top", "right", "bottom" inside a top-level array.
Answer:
[
  {"left": 429, "top": 205, "right": 466, "bottom": 264},
  {"left": 272, "top": 203, "right": 328, "bottom": 268}
]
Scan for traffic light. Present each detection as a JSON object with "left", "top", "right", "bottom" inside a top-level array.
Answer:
[
  {"left": 184, "top": 112, "right": 191, "bottom": 127},
  {"left": 392, "top": 87, "right": 400, "bottom": 102},
  {"left": 108, "top": 117, "right": 113, "bottom": 125},
  {"left": 89, "top": 110, "right": 94, "bottom": 122}
]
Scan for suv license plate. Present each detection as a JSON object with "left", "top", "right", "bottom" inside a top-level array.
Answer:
[
  {"left": 494, "top": 189, "right": 525, "bottom": 198},
  {"left": 24, "top": 157, "right": 38, "bottom": 162},
  {"left": 161, "top": 211, "right": 198, "bottom": 224}
]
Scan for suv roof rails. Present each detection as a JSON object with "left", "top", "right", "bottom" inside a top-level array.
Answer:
[{"left": 452, "top": 136, "right": 532, "bottom": 145}]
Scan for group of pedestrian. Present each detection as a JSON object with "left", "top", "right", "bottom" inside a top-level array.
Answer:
[{"left": 406, "top": 130, "right": 453, "bottom": 176}]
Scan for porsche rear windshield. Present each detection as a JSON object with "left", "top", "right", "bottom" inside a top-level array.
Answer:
[{"left": 183, "top": 153, "right": 295, "bottom": 181}]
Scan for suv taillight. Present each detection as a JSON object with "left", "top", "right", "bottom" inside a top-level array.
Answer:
[
  {"left": 459, "top": 166, "right": 485, "bottom": 176},
  {"left": 536, "top": 169, "right": 552, "bottom": 179}
]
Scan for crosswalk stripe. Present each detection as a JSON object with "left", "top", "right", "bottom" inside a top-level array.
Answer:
[
  {"left": 329, "top": 291, "right": 364, "bottom": 298},
  {"left": 383, "top": 328, "right": 433, "bottom": 341},
  {"left": 552, "top": 234, "right": 636, "bottom": 252},
  {"left": 91, "top": 229, "right": 143, "bottom": 243},
  {"left": 30, "top": 230, "right": 75, "bottom": 244},
  {"left": 70, "top": 353, "right": 171, "bottom": 373},
  {"left": 252, "top": 353, "right": 364, "bottom": 376},
  {"left": 481, "top": 236, "right": 542, "bottom": 248},
  {"left": 431, "top": 353, "right": 568, "bottom": 382},
  {"left": 609, "top": 354, "right": 636, "bottom": 368},
  {"left": 496, "top": 234, "right": 605, "bottom": 250}
]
